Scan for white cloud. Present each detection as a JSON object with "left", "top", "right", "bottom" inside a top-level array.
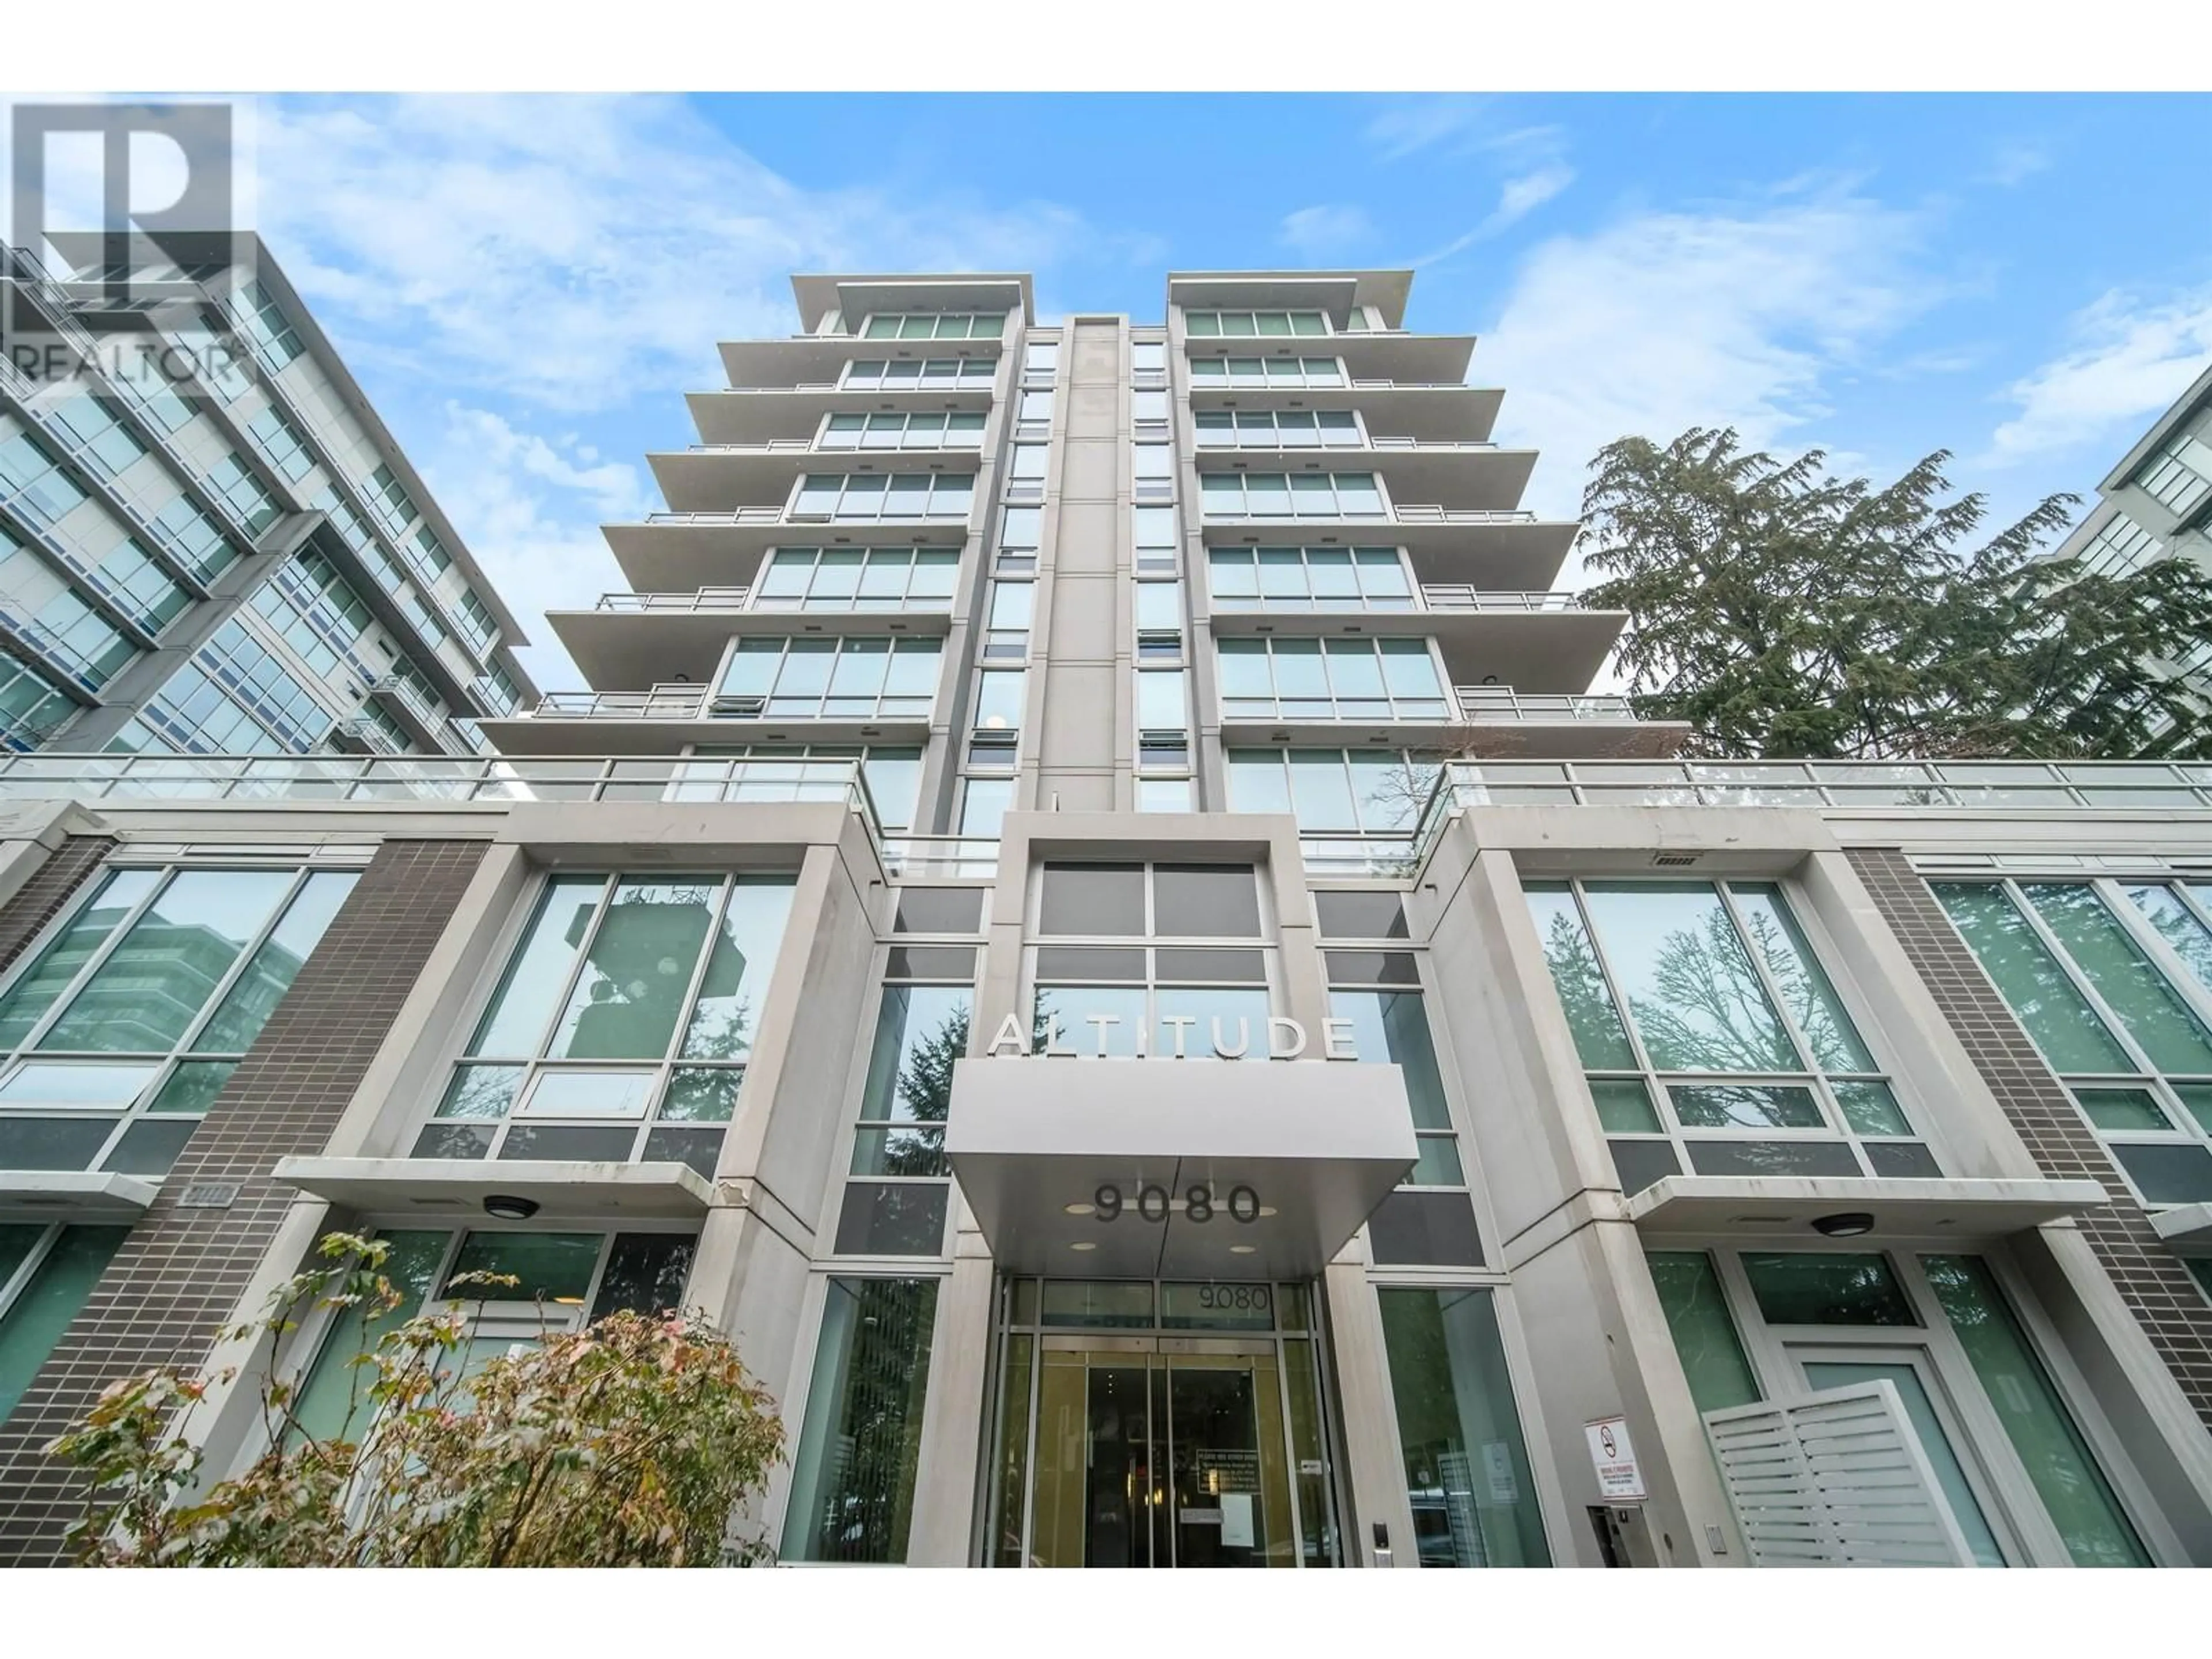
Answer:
[
  {"left": 1278, "top": 204, "right": 1373, "bottom": 257},
  {"left": 1472, "top": 187, "right": 1940, "bottom": 539},
  {"left": 1364, "top": 96, "right": 1488, "bottom": 160},
  {"left": 1979, "top": 140, "right": 2052, "bottom": 188},
  {"left": 1410, "top": 163, "right": 1577, "bottom": 267},
  {"left": 1983, "top": 286, "right": 2212, "bottom": 466}
]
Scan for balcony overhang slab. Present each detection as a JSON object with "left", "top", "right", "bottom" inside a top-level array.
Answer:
[
  {"left": 272, "top": 1157, "right": 715, "bottom": 1220},
  {"left": 1626, "top": 1175, "right": 2109, "bottom": 1241}
]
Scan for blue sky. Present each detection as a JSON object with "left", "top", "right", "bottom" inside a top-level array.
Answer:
[{"left": 211, "top": 94, "right": 2212, "bottom": 686}]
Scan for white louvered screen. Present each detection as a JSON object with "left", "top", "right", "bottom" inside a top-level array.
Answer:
[{"left": 1703, "top": 1381, "right": 1975, "bottom": 1567}]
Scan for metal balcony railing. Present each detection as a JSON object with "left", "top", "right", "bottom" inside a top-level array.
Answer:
[
  {"left": 1421, "top": 588, "right": 1585, "bottom": 612},
  {"left": 529, "top": 685, "right": 711, "bottom": 720},
  {"left": 1390, "top": 505, "right": 1541, "bottom": 525},
  {"left": 592, "top": 589, "right": 752, "bottom": 612},
  {"left": 643, "top": 507, "right": 786, "bottom": 527},
  {"left": 1457, "top": 688, "right": 1639, "bottom": 722}
]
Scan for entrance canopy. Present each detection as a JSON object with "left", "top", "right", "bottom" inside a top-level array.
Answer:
[{"left": 946, "top": 1057, "right": 1416, "bottom": 1277}]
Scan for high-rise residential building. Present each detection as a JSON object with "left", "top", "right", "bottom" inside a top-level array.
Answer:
[
  {"left": 0, "top": 236, "right": 536, "bottom": 757},
  {"left": 2, "top": 270, "right": 2212, "bottom": 1570},
  {"left": 2045, "top": 361, "right": 2212, "bottom": 690}
]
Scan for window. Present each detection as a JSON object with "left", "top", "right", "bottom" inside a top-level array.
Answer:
[
  {"left": 2071, "top": 513, "right": 2162, "bottom": 580},
  {"left": 2133, "top": 423, "right": 2212, "bottom": 523},
  {"left": 0, "top": 653, "right": 75, "bottom": 749},
  {"left": 21, "top": 586, "right": 136, "bottom": 690},
  {"left": 817, "top": 411, "right": 987, "bottom": 452},
  {"left": 983, "top": 582, "right": 1032, "bottom": 661},
  {"left": 1645, "top": 1251, "right": 1760, "bottom": 1413},
  {"left": 365, "top": 465, "right": 416, "bottom": 536},
  {"left": 76, "top": 536, "right": 188, "bottom": 636},
  {"left": 1187, "top": 357, "right": 1345, "bottom": 389},
  {"left": 859, "top": 312, "right": 1003, "bottom": 340},
  {"left": 0, "top": 1224, "right": 130, "bottom": 1421},
  {"left": 836, "top": 949, "right": 974, "bottom": 1256},
  {"left": 252, "top": 552, "right": 388, "bottom": 689},
  {"left": 148, "top": 493, "right": 238, "bottom": 583},
  {"left": 999, "top": 506, "right": 1043, "bottom": 572},
  {"left": 1376, "top": 1287, "right": 1550, "bottom": 1566},
  {"left": 231, "top": 279, "right": 302, "bottom": 369},
  {"left": 1194, "top": 410, "right": 1363, "bottom": 449},
  {"left": 960, "top": 778, "right": 1014, "bottom": 836},
  {"left": 456, "top": 589, "right": 498, "bottom": 656},
  {"left": 1134, "top": 444, "right": 1174, "bottom": 499},
  {"left": 422, "top": 873, "right": 797, "bottom": 1176},
  {"left": 1017, "top": 390, "right": 1053, "bottom": 430},
  {"left": 247, "top": 403, "right": 315, "bottom": 483},
  {"left": 1031, "top": 863, "right": 1271, "bottom": 1059},
  {"left": 1134, "top": 505, "right": 1178, "bottom": 574},
  {"left": 1199, "top": 471, "right": 1384, "bottom": 520},
  {"left": 1024, "top": 340, "right": 1059, "bottom": 380},
  {"left": 753, "top": 547, "right": 959, "bottom": 611},
  {"left": 202, "top": 454, "right": 279, "bottom": 537},
  {"left": 0, "top": 427, "right": 88, "bottom": 529},
  {"left": 0, "top": 864, "right": 355, "bottom": 1177},
  {"left": 148, "top": 618, "right": 334, "bottom": 752},
  {"left": 1227, "top": 748, "right": 1442, "bottom": 834},
  {"left": 1136, "top": 577, "right": 1183, "bottom": 665},
  {"left": 1209, "top": 547, "right": 1412, "bottom": 610},
  {"left": 408, "top": 526, "right": 452, "bottom": 584},
  {"left": 1135, "top": 667, "right": 1187, "bottom": 734},
  {"left": 782, "top": 1277, "right": 940, "bottom": 1562},
  {"left": 1009, "top": 444, "right": 1048, "bottom": 486},
  {"left": 1526, "top": 880, "right": 1932, "bottom": 1194},
  {"left": 716, "top": 636, "right": 942, "bottom": 721},
  {"left": 972, "top": 668, "right": 1025, "bottom": 738},
  {"left": 1331, "top": 953, "right": 1479, "bottom": 1265},
  {"left": 1184, "top": 310, "right": 1328, "bottom": 337},
  {"left": 1216, "top": 637, "right": 1446, "bottom": 722},
  {"left": 1937, "top": 879, "right": 2212, "bottom": 1206},
  {"left": 842, "top": 358, "right": 997, "bottom": 391},
  {"left": 1132, "top": 389, "right": 1169, "bottom": 432},
  {"left": 43, "top": 395, "right": 147, "bottom": 482},
  {"left": 791, "top": 472, "right": 974, "bottom": 522},
  {"left": 1131, "top": 341, "right": 1166, "bottom": 377},
  {"left": 287, "top": 1228, "right": 698, "bottom": 1441}
]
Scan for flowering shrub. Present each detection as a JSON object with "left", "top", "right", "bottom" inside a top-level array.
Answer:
[{"left": 47, "top": 1232, "right": 783, "bottom": 1567}]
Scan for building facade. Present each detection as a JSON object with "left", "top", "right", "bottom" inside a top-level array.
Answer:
[
  {"left": 2044, "top": 360, "right": 2212, "bottom": 691},
  {"left": 1, "top": 271, "right": 2211, "bottom": 1568},
  {"left": 0, "top": 236, "right": 536, "bottom": 757}
]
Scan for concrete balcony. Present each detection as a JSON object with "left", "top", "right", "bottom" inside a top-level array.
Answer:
[
  {"left": 649, "top": 442, "right": 984, "bottom": 513},
  {"left": 479, "top": 683, "right": 936, "bottom": 755},
  {"left": 685, "top": 381, "right": 995, "bottom": 445},
  {"left": 1193, "top": 445, "right": 1536, "bottom": 512},
  {"left": 1216, "top": 685, "right": 1689, "bottom": 759},
  {"left": 1201, "top": 513, "right": 1578, "bottom": 590},
  {"left": 547, "top": 589, "right": 955, "bottom": 688},
  {"left": 1184, "top": 380, "right": 1502, "bottom": 443},
  {"left": 1206, "top": 589, "right": 1626, "bottom": 693},
  {"left": 1188, "top": 331, "right": 1473, "bottom": 384},
  {"left": 603, "top": 512, "right": 972, "bottom": 594},
  {"left": 717, "top": 334, "right": 1002, "bottom": 393}
]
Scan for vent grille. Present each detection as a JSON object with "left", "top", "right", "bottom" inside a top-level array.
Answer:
[
  {"left": 1650, "top": 852, "right": 1702, "bottom": 868},
  {"left": 177, "top": 1182, "right": 240, "bottom": 1210}
]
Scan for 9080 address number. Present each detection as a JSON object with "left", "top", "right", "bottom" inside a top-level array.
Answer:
[{"left": 1093, "top": 1183, "right": 1261, "bottom": 1225}]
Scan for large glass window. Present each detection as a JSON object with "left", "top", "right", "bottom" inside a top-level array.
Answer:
[
  {"left": 0, "top": 864, "right": 355, "bottom": 1176},
  {"left": 1209, "top": 547, "right": 1412, "bottom": 611},
  {"left": 422, "top": 874, "right": 796, "bottom": 1175},
  {"left": 1183, "top": 310, "right": 1329, "bottom": 338},
  {"left": 1194, "top": 410, "right": 1363, "bottom": 449},
  {"left": 1186, "top": 357, "right": 1344, "bottom": 389},
  {"left": 0, "top": 652, "right": 75, "bottom": 749},
  {"left": 202, "top": 454, "right": 279, "bottom": 536},
  {"left": 715, "top": 636, "right": 941, "bottom": 721},
  {"left": 791, "top": 473, "right": 973, "bottom": 522},
  {"left": 147, "top": 618, "right": 334, "bottom": 753},
  {"left": 1525, "top": 879, "right": 1931, "bottom": 1192},
  {"left": 835, "top": 945, "right": 974, "bottom": 1257},
  {"left": 0, "top": 1222, "right": 130, "bottom": 1420},
  {"left": 1937, "top": 878, "right": 2212, "bottom": 1206},
  {"left": 752, "top": 547, "right": 958, "bottom": 611},
  {"left": 1217, "top": 637, "right": 1446, "bottom": 722},
  {"left": 77, "top": 535, "right": 188, "bottom": 637},
  {"left": 842, "top": 358, "right": 997, "bottom": 391},
  {"left": 782, "top": 1277, "right": 941, "bottom": 1562},
  {"left": 246, "top": 403, "right": 315, "bottom": 483},
  {"left": 1227, "top": 748, "right": 1442, "bottom": 834},
  {"left": 1645, "top": 1251, "right": 1760, "bottom": 1413},
  {"left": 1376, "top": 1287, "right": 1550, "bottom": 1567},
  {"left": 43, "top": 394, "right": 147, "bottom": 482},
  {"left": 1198, "top": 471, "right": 1385, "bottom": 520},
  {"left": 147, "top": 493, "right": 238, "bottom": 583},
  {"left": 2133, "top": 423, "right": 2212, "bottom": 523},
  {"left": 0, "top": 426, "right": 89, "bottom": 529},
  {"left": 817, "top": 411, "right": 986, "bottom": 452},
  {"left": 859, "top": 312, "right": 1003, "bottom": 340}
]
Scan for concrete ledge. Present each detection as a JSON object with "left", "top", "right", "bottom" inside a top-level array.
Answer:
[
  {"left": 0, "top": 1169, "right": 158, "bottom": 1221},
  {"left": 272, "top": 1157, "right": 715, "bottom": 1219},
  {"left": 2150, "top": 1202, "right": 2212, "bottom": 1250},
  {"left": 1626, "top": 1175, "right": 2108, "bottom": 1240}
]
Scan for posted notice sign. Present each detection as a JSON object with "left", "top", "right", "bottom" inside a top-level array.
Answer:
[{"left": 1584, "top": 1415, "right": 1646, "bottom": 1501}]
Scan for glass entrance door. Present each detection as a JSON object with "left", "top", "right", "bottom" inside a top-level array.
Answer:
[{"left": 1025, "top": 1339, "right": 1297, "bottom": 1567}]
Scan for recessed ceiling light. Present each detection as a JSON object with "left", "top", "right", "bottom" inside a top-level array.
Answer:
[
  {"left": 1063, "top": 1202, "right": 1094, "bottom": 1215},
  {"left": 1069, "top": 1241, "right": 1097, "bottom": 1252},
  {"left": 1257, "top": 1207, "right": 1278, "bottom": 1218},
  {"left": 1229, "top": 1244, "right": 1256, "bottom": 1255}
]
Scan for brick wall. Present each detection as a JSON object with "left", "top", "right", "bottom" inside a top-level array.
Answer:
[
  {"left": 0, "top": 835, "right": 115, "bottom": 979},
  {"left": 1848, "top": 847, "right": 2212, "bottom": 1430},
  {"left": 0, "top": 838, "right": 487, "bottom": 1564}
]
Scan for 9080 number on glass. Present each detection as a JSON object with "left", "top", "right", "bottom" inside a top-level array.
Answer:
[{"left": 1093, "top": 1183, "right": 1260, "bottom": 1225}]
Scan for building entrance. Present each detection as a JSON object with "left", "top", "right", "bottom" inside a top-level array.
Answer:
[{"left": 986, "top": 1279, "right": 1340, "bottom": 1567}]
